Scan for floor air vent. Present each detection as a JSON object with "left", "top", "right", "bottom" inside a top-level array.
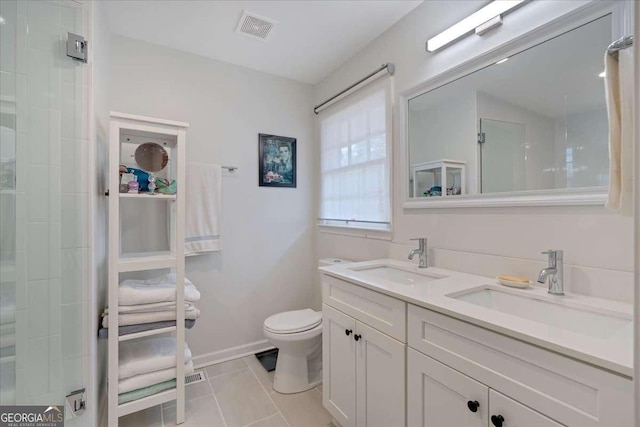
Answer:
[
  {"left": 235, "top": 11, "right": 277, "bottom": 41},
  {"left": 185, "top": 370, "right": 206, "bottom": 385}
]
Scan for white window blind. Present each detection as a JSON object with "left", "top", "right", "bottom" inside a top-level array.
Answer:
[{"left": 319, "top": 86, "right": 391, "bottom": 230}]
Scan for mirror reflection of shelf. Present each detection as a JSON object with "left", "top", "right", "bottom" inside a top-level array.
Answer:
[
  {"left": 411, "top": 159, "right": 466, "bottom": 198},
  {"left": 119, "top": 193, "right": 176, "bottom": 200}
]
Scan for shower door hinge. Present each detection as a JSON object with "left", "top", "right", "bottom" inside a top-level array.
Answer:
[
  {"left": 65, "top": 388, "right": 86, "bottom": 417},
  {"left": 67, "top": 33, "right": 88, "bottom": 62},
  {"left": 477, "top": 132, "right": 485, "bottom": 144}
]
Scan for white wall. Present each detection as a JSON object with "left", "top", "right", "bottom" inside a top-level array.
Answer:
[
  {"left": 554, "top": 108, "right": 609, "bottom": 189},
  {"left": 315, "top": 0, "right": 634, "bottom": 302},
  {"left": 109, "top": 36, "right": 316, "bottom": 363},
  {"left": 91, "top": 1, "right": 110, "bottom": 425}
]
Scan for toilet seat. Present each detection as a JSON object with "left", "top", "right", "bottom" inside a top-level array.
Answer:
[{"left": 264, "top": 309, "right": 322, "bottom": 334}]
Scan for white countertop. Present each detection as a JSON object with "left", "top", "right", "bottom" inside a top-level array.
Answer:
[{"left": 319, "top": 259, "right": 633, "bottom": 378}]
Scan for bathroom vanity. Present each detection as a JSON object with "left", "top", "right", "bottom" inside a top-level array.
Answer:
[{"left": 320, "top": 260, "right": 633, "bottom": 427}]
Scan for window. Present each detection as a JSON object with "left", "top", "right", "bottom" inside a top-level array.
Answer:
[{"left": 319, "top": 88, "right": 391, "bottom": 230}]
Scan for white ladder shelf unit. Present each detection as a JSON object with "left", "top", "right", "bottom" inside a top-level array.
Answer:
[{"left": 108, "top": 112, "right": 188, "bottom": 425}]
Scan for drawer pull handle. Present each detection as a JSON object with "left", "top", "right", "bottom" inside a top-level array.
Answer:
[
  {"left": 467, "top": 400, "right": 479, "bottom": 413},
  {"left": 491, "top": 415, "right": 504, "bottom": 427},
  {"left": 345, "top": 329, "right": 352, "bottom": 336},
  {"left": 354, "top": 334, "right": 362, "bottom": 341}
]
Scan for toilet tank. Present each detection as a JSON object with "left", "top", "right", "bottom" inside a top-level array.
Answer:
[{"left": 315, "top": 258, "right": 352, "bottom": 310}]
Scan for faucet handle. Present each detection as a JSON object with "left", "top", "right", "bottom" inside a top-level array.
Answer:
[
  {"left": 410, "top": 237, "right": 428, "bottom": 241},
  {"left": 542, "top": 249, "right": 563, "bottom": 259}
]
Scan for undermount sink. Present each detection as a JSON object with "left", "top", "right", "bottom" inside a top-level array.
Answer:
[
  {"left": 449, "top": 287, "right": 631, "bottom": 339},
  {"left": 351, "top": 265, "right": 446, "bottom": 286}
]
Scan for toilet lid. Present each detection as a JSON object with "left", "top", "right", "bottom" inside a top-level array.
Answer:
[{"left": 264, "top": 309, "right": 322, "bottom": 334}]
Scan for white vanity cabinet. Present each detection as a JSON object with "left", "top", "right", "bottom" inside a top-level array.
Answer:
[
  {"left": 320, "top": 271, "right": 633, "bottom": 427},
  {"left": 322, "top": 277, "right": 406, "bottom": 427},
  {"left": 407, "top": 304, "right": 633, "bottom": 427}
]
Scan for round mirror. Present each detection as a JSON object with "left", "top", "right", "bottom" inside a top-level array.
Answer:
[{"left": 134, "top": 142, "right": 169, "bottom": 173}]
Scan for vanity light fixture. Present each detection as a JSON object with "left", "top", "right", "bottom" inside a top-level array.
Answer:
[
  {"left": 495, "top": 57, "right": 509, "bottom": 65},
  {"left": 427, "top": 0, "right": 526, "bottom": 52},
  {"left": 599, "top": 71, "right": 606, "bottom": 78}
]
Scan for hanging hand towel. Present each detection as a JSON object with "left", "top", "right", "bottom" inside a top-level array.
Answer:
[
  {"left": 604, "top": 49, "right": 634, "bottom": 216},
  {"left": 185, "top": 162, "right": 223, "bottom": 255}
]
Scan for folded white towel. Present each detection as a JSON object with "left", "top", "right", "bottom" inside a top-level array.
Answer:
[
  {"left": 185, "top": 162, "right": 222, "bottom": 255},
  {"left": 604, "top": 49, "right": 634, "bottom": 216},
  {"left": 119, "top": 274, "right": 201, "bottom": 306},
  {"left": 118, "top": 360, "right": 194, "bottom": 394},
  {"left": 102, "top": 306, "right": 200, "bottom": 328},
  {"left": 119, "top": 337, "right": 192, "bottom": 380},
  {"left": 105, "top": 302, "right": 195, "bottom": 314}
]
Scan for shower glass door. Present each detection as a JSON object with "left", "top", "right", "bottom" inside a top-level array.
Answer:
[
  {"left": 479, "top": 118, "right": 527, "bottom": 193},
  {"left": 0, "top": 0, "right": 91, "bottom": 423}
]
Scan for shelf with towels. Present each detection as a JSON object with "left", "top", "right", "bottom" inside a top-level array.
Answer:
[{"left": 108, "top": 112, "right": 189, "bottom": 426}]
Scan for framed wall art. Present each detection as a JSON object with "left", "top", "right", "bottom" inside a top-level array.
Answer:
[{"left": 258, "top": 133, "right": 297, "bottom": 188}]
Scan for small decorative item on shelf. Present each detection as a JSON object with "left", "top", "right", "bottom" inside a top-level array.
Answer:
[
  {"left": 134, "top": 142, "right": 169, "bottom": 194},
  {"left": 423, "top": 186, "right": 442, "bottom": 197},
  {"left": 156, "top": 178, "right": 177, "bottom": 195},
  {"left": 120, "top": 172, "right": 137, "bottom": 193},
  {"left": 128, "top": 180, "right": 139, "bottom": 194}
]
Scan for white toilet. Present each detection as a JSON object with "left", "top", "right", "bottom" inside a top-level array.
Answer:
[
  {"left": 263, "top": 258, "right": 350, "bottom": 394},
  {"left": 264, "top": 308, "right": 323, "bottom": 394}
]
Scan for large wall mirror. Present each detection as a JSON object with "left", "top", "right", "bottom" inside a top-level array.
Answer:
[{"left": 405, "top": 12, "right": 614, "bottom": 207}]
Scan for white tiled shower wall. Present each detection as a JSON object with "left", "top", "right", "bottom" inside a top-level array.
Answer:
[{"left": 0, "top": 0, "right": 91, "bottom": 419}]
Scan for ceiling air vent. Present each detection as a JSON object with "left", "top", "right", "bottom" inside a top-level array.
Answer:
[{"left": 235, "top": 11, "right": 277, "bottom": 41}]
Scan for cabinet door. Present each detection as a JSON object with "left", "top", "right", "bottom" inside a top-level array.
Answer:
[
  {"left": 355, "top": 321, "right": 405, "bottom": 427},
  {"left": 489, "top": 390, "right": 564, "bottom": 427},
  {"left": 407, "top": 349, "right": 488, "bottom": 427},
  {"left": 323, "top": 304, "right": 357, "bottom": 427}
]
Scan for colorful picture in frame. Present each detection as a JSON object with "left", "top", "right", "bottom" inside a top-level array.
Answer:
[{"left": 258, "top": 133, "right": 297, "bottom": 188}]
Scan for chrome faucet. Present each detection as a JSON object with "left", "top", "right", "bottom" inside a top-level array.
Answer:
[
  {"left": 537, "top": 249, "right": 564, "bottom": 296},
  {"left": 408, "top": 238, "right": 428, "bottom": 268}
]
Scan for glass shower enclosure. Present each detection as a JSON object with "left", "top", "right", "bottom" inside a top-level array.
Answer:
[{"left": 0, "top": 1, "right": 91, "bottom": 424}]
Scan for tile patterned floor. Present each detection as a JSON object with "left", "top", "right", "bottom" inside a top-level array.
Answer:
[{"left": 120, "top": 355, "right": 333, "bottom": 427}]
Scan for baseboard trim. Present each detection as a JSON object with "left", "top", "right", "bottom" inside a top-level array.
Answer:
[{"left": 193, "top": 339, "right": 275, "bottom": 369}]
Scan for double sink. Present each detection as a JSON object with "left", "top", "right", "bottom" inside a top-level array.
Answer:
[{"left": 347, "top": 262, "right": 631, "bottom": 341}]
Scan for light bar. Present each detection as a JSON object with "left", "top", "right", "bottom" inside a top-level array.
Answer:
[{"left": 427, "top": 0, "right": 525, "bottom": 52}]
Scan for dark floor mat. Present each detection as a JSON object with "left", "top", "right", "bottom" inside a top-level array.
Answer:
[{"left": 255, "top": 348, "right": 278, "bottom": 372}]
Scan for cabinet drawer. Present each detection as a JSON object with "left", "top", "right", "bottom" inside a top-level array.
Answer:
[
  {"left": 407, "top": 304, "right": 632, "bottom": 426},
  {"left": 322, "top": 275, "right": 406, "bottom": 342},
  {"left": 490, "top": 390, "right": 563, "bottom": 427}
]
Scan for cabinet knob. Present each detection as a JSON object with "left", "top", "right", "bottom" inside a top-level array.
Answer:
[
  {"left": 467, "top": 400, "right": 479, "bottom": 413},
  {"left": 345, "top": 329, "right": 353, "bottom": 336},
  {"left": 491, "top": 415, "right": 504, "bottom": 427},
  {"left": 354, "top": 334, "right": 362, "bottom": 341}
]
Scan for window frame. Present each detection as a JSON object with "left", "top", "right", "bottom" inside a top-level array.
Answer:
[{"left": 317, "top": 81, "right": 393, "bottom": 235}]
